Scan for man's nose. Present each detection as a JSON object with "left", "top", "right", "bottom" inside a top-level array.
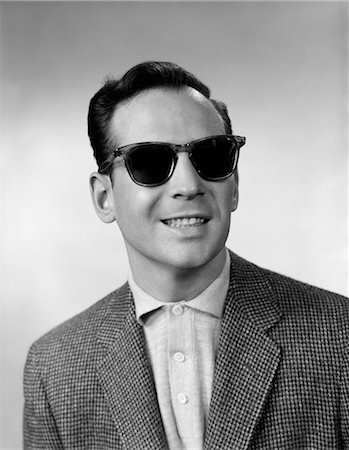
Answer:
[{"left": 167, "top": 153, "right": 205, "bottom": 199}]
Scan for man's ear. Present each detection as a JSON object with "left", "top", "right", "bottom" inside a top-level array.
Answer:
[
  {"left": 89, "top": 172, "right": 116, "bottom": 223},
  {"left": 231, "top": 171, "right": 239, "bottom": 212}
]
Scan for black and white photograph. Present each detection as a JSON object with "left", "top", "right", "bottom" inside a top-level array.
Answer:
[{"left": 1, "top": 1, "right": 348, "bottom": 448}]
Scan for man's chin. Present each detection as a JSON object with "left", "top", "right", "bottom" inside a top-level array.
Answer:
[{"left": 159, "top": 246, "right": 226, "bottom": 273}]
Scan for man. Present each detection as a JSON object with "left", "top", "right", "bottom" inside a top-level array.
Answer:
[{"left": 24, "top": 61, "right": 348, "bottom": 449}]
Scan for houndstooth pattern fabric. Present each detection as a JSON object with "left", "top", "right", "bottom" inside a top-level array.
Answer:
[{"left": 23, "top": 251, "right": 349, "bottom": 449}]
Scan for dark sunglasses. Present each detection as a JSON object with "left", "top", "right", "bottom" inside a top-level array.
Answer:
[{"left": 99, "top": 134, "right": 246, "bottom": 187}]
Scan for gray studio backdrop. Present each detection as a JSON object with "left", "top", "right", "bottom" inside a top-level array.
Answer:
[{"left": 2, "top": 2, "right": 348, "bottom": 448}]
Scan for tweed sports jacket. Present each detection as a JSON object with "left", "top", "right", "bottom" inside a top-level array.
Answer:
[{"left": 24, "top": 251, "right": 349, "bottom": 449}]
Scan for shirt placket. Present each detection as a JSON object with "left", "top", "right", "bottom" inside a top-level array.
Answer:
[{"left": 168, "top": 302, "right": 194, "bottom": 441}]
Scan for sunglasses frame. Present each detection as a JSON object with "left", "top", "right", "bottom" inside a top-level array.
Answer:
[{"left": 101, "top": 134, "right": 246, "bottom": 187}]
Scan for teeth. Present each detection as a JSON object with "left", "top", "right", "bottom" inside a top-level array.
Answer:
[{"left": 165, "top": 217, "right": 205, "bottom": 227}]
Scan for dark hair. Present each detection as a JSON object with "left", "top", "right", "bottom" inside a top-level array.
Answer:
[{"left": 88, "top": 61, "right": 233, "bottom": 173}]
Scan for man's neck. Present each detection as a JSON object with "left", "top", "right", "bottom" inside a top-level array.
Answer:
[{"left": 127, "top": 248, "right": 228, "bottom": 302}]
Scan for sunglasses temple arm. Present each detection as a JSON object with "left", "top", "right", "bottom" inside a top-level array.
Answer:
[
  {"left": 235, "top": 136, "right": 246, "bottom": 148},
  {"left": 98, "top": 150, "right": 120, "bottom": 175}
]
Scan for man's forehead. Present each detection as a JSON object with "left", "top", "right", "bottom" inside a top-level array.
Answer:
[{"left": 109, "top": 87, "right": 225, "bottom": 145}]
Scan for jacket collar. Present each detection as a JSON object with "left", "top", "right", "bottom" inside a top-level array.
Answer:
[
  {"left": 96, "top": 252, "right": 282, "bottom": 449},
  {"left": 226, "top": 250, "right": 282, "bottom": 331}
]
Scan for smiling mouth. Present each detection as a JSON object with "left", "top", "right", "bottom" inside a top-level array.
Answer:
[{"left": 162, "top": 217, "right": 208, "bottom": 227}]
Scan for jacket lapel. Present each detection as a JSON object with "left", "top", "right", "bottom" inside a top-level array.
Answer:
[
  {"left": 205, "top": 253, "right": 282, "bottom": 450},
  {"left": 96, "top": 285, "right": 168, "bottom": 449}
]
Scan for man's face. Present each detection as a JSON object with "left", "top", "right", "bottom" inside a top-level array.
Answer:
[{"left": 104, "top": 87, "right": 238, "bottom": 273}]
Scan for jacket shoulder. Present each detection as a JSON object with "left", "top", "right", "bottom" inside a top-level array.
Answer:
[
  {"left": 229, "top": 251, "right": 348, "bottom": 370},
  {"left": 26, "top": 283, "right": 131, "bottom": 368},
  {"left": 264, "top": 263, "right": 348, "bottom": 311},
  {"left": 230, "top": 250, "right": 348, "bottom": 320}
]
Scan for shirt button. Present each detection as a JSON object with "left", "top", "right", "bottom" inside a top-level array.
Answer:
[
  {"left": 172, "top": 304, "right": 183, "bottom": 315},
  {"left": 174, "top": 352, "right": 185, "bottom": 363},
  {"left": 177, "top": 393, "right": 188, "bottom": 404}
]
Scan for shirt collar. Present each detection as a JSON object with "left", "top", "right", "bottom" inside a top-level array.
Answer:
[{"left": 129, "top": 250, "right": 230, "bottom": 325}]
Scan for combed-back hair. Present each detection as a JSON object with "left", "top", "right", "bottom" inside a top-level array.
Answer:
[{"left": 88, "top": 61, "right": 233, "bottom": 174}]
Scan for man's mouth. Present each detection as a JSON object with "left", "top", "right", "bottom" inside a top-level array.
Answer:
[{"left": 162, "top": 217, "right": 207, "bottom": 227}]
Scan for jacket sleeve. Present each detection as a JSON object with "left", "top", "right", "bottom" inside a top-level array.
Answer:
[
  {"left": 23, "top": 343, "right": 63, "bottom": 449},
  {"left": 340, "top": 336, "right": 349, "bottom": 448}
]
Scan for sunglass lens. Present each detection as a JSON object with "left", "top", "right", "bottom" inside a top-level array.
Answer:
[
  {"left": 192, "top": 137, "right": 236, "bottom": 180},
  {"left": 127, "top": 144, "right": 174, "bottom": 186}
]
